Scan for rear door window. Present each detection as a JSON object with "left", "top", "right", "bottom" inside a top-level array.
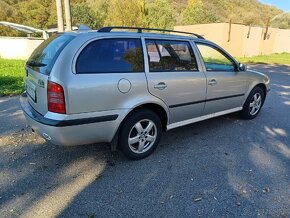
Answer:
[
  {"left": 27, "top": 34, "right": 75, "bottom": 74},
  {"left": 76, "top": 38, "right": 144, "bottom": 74},
  {"left": 145, "top": 40, "right": 198, "bottom": 72}
]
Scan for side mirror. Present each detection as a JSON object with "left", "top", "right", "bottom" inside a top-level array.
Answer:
[{"left": 238, "top": 63, "right": 247, "bottom": 71}]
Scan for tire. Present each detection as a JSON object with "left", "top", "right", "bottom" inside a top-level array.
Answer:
[
  {"left": 240, "top": 87, "right": 265, "bottom": 119},
  {"left": 119, "top": 109, "right": 162, "bottom": 160}
]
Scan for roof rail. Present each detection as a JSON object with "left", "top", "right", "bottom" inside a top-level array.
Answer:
[{"left": 97, "top": 26, "right": 205, "bottom": 39}]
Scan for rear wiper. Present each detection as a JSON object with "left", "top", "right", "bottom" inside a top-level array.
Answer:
[{"left": 26, "top": 60, "right": 47, "bottom": 67}]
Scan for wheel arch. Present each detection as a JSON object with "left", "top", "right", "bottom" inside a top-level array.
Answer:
[
  {"left": 240, "top": 83, "right": 266, "bottom": 119},
  {"left": 243, "top": 82, "right": 267, "bottom": 105},
  {"left": 255, "top": 83, "right": 267, "bottom": 97},
  {"left": 110, "top": 102, "right": 169, "bottom": 151},
  {"left": 124, "top": 103, "right": 168, "bottom": 131}
]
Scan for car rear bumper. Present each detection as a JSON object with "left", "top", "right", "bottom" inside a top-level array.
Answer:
[{"left": 20, "top": 92, "right": 122, "bottom": 146}]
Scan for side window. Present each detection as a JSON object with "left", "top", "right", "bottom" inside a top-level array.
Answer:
[
  {"left": 146, "top": 41, "right": 163, "bottom": 71},
  {"left": 76, "top": 38, "right": 144, "bottom": 74},
  {"left": 145, "top": 40, "right": 198, "bottom": 72},
  {"left": 196, "top": 43, "right": 236, "bottom": 71}
]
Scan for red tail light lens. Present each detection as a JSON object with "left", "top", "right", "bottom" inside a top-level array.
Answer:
[{"left": 47, "top": 81, "right": 66, "bottom": 114}]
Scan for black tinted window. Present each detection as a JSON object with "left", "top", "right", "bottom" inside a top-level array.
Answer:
[
  {"left": 146, "top": 40, "right": 198, "bottom": 72},
  {"left": 76, "top": 38, "right": 144, "bottom": 74},
  {"left": 27, "top": 34, "right": 75, "bottom": 74}
]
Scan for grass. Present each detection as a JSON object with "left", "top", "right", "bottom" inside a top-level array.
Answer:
[
  {"left": 0, "top": 58, "right": 26, "bottom": 96},
  {"left": 237, "top": 52, "right": 290, "bottom": 65}
]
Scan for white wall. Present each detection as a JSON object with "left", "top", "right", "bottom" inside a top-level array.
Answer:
[{"left": 0, "top": 37, "right": 43, "bottom": 59}]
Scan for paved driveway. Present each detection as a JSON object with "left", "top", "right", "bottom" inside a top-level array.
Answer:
[{"left": 0, "top": 65, "right": 289, "bottom": 217}]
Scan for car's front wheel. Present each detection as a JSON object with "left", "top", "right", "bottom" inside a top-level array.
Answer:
[
  {"left": 240, "top": 86, "right": 265, "bottom": 119},
  {"left": 119, "top": 109, "right": 162, "bottom": 160}
]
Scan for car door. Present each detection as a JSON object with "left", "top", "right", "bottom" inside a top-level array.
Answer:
[
  {"left": 70, "top": 37, "right": 149, "bottom": 114},
  {"left": 195, "top": 42, "right": 248, "bottom": 115},
  {"left": 143, "top": 38, "right": 207, "bottom": 124}
]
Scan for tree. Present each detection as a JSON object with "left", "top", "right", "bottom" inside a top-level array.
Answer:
[
  {"left": 0, "top": 0, "right": 286, "bottom": 37},
  {"left": 0, "top": 1, "right": 20, "bottom": 36},
  {"left": 182, "top": 0, "right": 217, "bottom": 25},
  {"left": 71, "top": 3, "right": 100, "bottom": 29},
  {"left": 104, "top": 0, "right": 146, "bottom": 27},
  {"left": 86, "top": 0, "right": 110, "bottom": 28},
  {"left": 146, "top": 0, "right": 175, "bottom": 29},
  {"left": 17, "top": 0, "right": 52, "bottom": 29}
]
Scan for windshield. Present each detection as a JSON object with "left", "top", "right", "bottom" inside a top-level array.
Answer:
[{"left": 27, "top": 34, "right": 75, "bottom": 74}]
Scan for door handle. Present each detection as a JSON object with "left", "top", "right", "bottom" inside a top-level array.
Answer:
[
  {"left": 154, "top": 82, "right": 167, "bottom": 90},
  {"left": 208, "top": 79, "right": 217, "bottom": 86}
]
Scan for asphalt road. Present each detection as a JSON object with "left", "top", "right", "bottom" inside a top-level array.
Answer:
[{"left": 0, "top": 65, "right": 289, "bottom": 217}]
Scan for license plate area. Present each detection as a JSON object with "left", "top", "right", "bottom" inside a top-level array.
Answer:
[{"left": 26, "top": 81, "right": 36, "bottom": 102}]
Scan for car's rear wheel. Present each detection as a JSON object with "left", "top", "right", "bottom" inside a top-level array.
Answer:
[
  {"left": 240, "top": 87, "right": 265, "bottom": 119},
  {"left": 119, "top": 109, "right": 162, "bottom": 160}
]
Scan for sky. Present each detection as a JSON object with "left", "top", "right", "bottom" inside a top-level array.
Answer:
[{"left": 259, "top": 0, "right": 290, "bottom": 12}]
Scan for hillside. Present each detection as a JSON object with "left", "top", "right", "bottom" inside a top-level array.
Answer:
[
  {"left": 169, "top": 0, "right": 282, "bottom": 25},
  {"left": 271, "top": 12, "right": 290, "bottom": 29},
  {"left": 204, "top": 0, "right": 282, "bottom": 25},
  {"left": 0, "top": 0, "right": 286, "bottom": 37}
]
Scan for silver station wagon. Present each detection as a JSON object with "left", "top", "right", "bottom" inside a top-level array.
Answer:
[{"left": 20, "top": 26, "right": 270, "bottom": 159}]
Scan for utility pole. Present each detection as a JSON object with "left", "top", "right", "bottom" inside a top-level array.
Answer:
[
  {"left": 264, "top": 18, "right": 270, "bottom": 40},
  {"left": 227, "top": 19, "right": 232, "bottom": 42},
  {"left": 56, "top": 0, "right": 64, "bottom": 32},
  {"left": 64, "top": 0, "right": 72, "bottom": 31}
]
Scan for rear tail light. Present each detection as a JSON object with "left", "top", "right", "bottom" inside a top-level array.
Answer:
[{"left": 47, "top": 81, "right": 66, "bottom": 114}]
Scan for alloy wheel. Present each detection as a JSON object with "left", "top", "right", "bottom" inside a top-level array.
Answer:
[
  {"left": 128, "top": 119, "right": 157, "bottom": 154},
  {"left": 249, "top": 93, "right": 262, "bottom": 116}
]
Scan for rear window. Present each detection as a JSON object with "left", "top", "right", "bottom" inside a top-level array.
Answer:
[
  {"left": 27, "top": 34, "right": 75, "bottom": 74},
  {"left": 76, "top": 38, "right": 144, "bottom": 74}
]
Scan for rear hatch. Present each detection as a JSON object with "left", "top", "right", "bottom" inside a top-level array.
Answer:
[{"left": 25, "top": 34, "right": 75, "bottom": 115}]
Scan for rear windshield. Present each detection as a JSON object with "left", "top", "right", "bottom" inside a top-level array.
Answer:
[{"left": 26, "top": 34, "right": 75, "bottom": 74}]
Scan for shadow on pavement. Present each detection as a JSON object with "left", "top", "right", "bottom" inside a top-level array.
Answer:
[{"left": 0, "top": 64, "right": 289, "bottom": 217}]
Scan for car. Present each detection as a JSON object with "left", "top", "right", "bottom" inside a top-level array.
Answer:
[{"left": 20, "top": 26, "right": 270, "bottom": 160}]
